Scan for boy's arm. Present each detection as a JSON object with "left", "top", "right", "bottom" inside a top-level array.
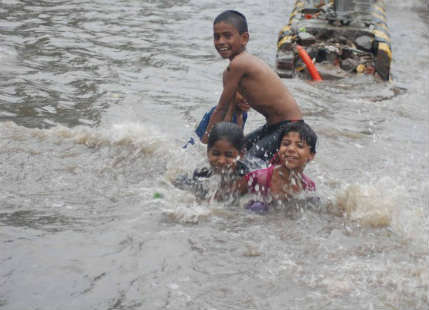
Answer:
[
  {"left": 224, "top": 99, "right": 236, "bottom": 122},
  {"left": 201, "top": 60, "right": 245, "bottom": 143},
  {"left": 234, "top": 92, "right": 249, "bottom": 129},
  {"left": 221, "top": 91, "right": 248, "bottom": 126}
]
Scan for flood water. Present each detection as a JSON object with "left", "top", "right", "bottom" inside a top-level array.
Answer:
[{"left": 1, "top": 0, "right": 428, "bottom": 309}]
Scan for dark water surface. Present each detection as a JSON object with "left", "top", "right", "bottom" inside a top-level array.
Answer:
[{"left": 1, "top": 0, "right": 428, "bottom": 309}]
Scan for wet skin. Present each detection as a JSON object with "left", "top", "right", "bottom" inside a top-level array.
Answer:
[
  {"left": 278, "top": 132, "right": 314, "bottom": 172},
  {"left": 207, "top": 139, "right": 241, "bottom": 175},
  {"left": 213, "top": 22, "right": 247, "bottom": 60},
  {"left": 269, "top": 131, "right": 315, "bottom": 198}
]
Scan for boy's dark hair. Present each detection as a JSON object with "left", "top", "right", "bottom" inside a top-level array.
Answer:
[
  {"left": 214, "top": 10, "right": 248, "bottom": 34},
  {"left": 277, "top": 121, "right": 317, "bottom": 154},
  {"left": 207, "top": 122, "right": 245, "bottom": 151}
]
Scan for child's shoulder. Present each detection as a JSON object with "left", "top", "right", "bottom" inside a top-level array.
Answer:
[
  {"left": 229, "top": 52, "right": 268, "bottom": 76},
  {"left": 230, "top": 51, "right": 257, "bottom": 67}
]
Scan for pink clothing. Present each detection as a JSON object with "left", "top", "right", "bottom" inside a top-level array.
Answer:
[{"left": 245, "top": 165, "right": 315, "bottom": 196}]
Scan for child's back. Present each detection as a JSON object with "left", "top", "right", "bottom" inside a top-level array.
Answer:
[{"left": 228, "top": 50, "right": 302, "bottom": 124}]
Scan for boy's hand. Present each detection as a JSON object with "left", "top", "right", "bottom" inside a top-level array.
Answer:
[{"left": 235, "top": 92, "right": 250, "bottom": 112}]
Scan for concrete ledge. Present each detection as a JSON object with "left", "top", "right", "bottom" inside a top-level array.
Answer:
[{"left": 275, "top": 0, "right": 392, "bottom": 80}]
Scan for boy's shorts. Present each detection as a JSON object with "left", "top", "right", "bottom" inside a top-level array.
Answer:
[
  {"left": 244, "top": 120, "right": 303, "bottom": 163},
  {"left": 195, "top": 106, "right": 247, "bottom": 139},
  {"left": 183, "top": 106, "right": 248, "bottom": 148}
]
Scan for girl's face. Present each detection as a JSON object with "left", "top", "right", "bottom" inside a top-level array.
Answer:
[
  {"left": 207, "top": 138, "right": 241, "bottom": 174},
  {"left": 278, "top": 132, "right": 314, "bottom": 171},
  {"left": 213, "top": 21, "right": 248, "bottom": 60}
]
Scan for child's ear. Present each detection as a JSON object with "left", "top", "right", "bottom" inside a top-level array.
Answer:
[
  {"left": 241, "top": 32, "right": 249, "bottom": 45},
  {"left": 307, "top": 153, "right": 315, "bottom": 162}
]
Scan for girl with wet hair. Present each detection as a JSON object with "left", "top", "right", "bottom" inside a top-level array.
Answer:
[
  {"left": 204, "top": 122, "right": 248, "bottom": 201},
  {"left": 174, "top": 122, "right": 248, "bottom": 202},
  {"left": 207, "top": 121, "right": 245, "bottom": 154}
]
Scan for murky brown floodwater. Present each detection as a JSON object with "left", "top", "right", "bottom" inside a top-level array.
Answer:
[{"left": 1, "top": 0, "right": 428, "bottom": 309}]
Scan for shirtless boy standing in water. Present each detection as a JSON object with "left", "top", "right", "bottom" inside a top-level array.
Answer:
[{"left": 202, "top": 10, "right": 303, "bottom": 163}]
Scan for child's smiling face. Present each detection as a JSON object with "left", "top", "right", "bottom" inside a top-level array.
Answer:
[
  {"left": 213, "top": 21, "right": 248, "bottom": 60},
  {"left": 207, "top": 138, "right": 241, "bottom": 174},
  {"left": 278, "top": 131, "right": 314, "bottom": 171}
]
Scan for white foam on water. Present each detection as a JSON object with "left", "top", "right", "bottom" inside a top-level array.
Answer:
[
  {"left": 331, "top": 176, "right": 428, "bottom": 247},
  {"left": 58, "top": 122, "right": 169, "bottom": 154},
  {"left": 159, "top": 184, "right": 212, "bottom": 224},
  {"left": 160, "top": 172, "right": 226, "bottom": 224},
  {"left": 164, "top": 143, "right": 206, "bottom": 182},
  {"left": 1, "top": 120, "right": 172, "bottom": 158},
  {"left": 0, "top": 111, "right": 17, "bottom": 117},
  {"left": 162, "top": 202, "right": 212, "bottom": 224}
]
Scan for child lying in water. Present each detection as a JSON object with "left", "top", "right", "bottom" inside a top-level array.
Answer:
[
  {"left": 238, "top": 121, "right": 317, "bottom": 211},
  {"left": 176, "top": 121, "right": 248, "bottom": 202},
  {"left": 176, "top": 121, "right": 317, "bottom": 209}
]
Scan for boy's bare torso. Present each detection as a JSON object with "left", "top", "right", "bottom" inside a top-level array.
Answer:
[{"left": 225, "top": 51, "right": 302, "bottom": 124}]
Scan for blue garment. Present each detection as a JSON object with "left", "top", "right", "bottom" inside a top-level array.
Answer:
[{"left": 183, "top": 106, "right": 248, "bottom": 148}]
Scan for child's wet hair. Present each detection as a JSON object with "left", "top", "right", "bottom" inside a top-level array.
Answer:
[
  {"left": 278, "top": 121, "right": 317, "bottom": 154},
  {"left": 207, "top": 122, "right": 245, "bottom": 151},
  {"left": 214, "top": 10, "right": 248, "bottom": 34}
]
